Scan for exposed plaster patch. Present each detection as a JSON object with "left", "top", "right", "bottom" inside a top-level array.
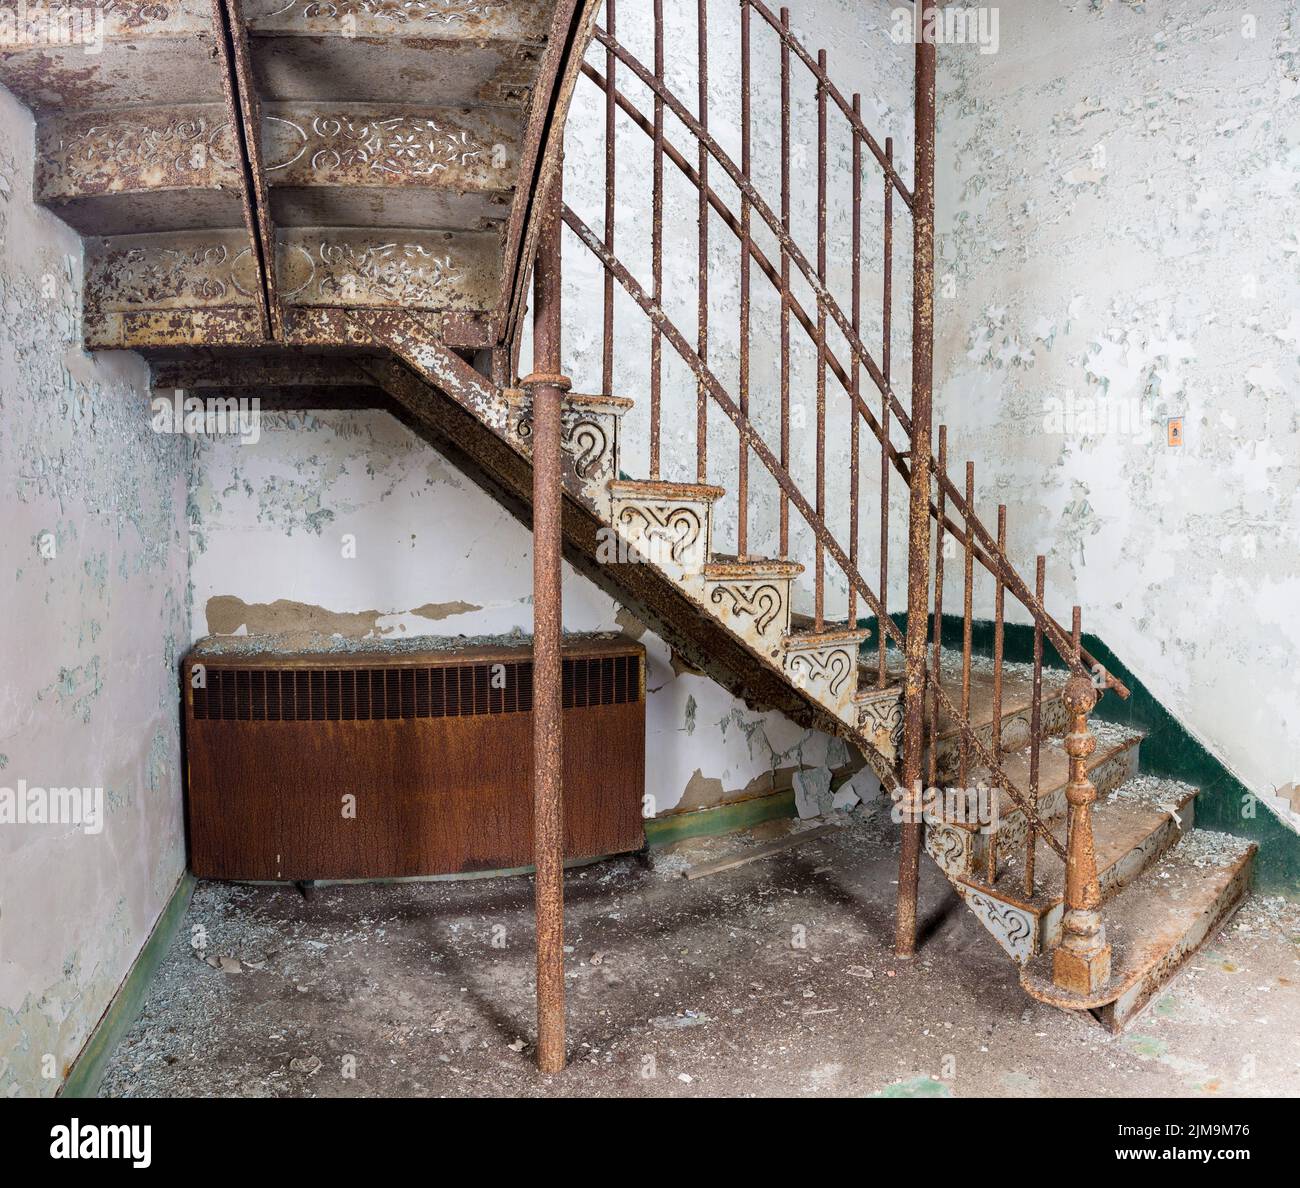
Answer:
[
  {"left": 206, "top": 595, "right": 385, "bottom": 640},
  {"left": 614, "top": 605, "right": 648, "bottom": 641},
  {"left": 410, "top": 600, "right": 482, "bottom": 622}
]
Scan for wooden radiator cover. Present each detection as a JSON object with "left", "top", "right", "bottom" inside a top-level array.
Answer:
[{"left": 182, "top": 638, "right": 646, "bottom": 880}]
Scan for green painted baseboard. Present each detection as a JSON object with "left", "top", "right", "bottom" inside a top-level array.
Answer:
[
  {"left": 646, "top": 789, "right": 796, "bottom": 846},
  {"left": 859, "top": 612, "right": 1300, "bottom": 896},
  {"left": 60, "top": 870, "right": 196, "bottom": 1099}
]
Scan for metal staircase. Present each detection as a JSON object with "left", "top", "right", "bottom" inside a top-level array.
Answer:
[{"left": 0, "top": 0, "right": 1257, "bottom": 1068}]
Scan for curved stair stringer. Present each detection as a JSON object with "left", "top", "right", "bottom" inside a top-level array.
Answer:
[{"left": 350, "top": 334, "right": 905, "bottom": 796}]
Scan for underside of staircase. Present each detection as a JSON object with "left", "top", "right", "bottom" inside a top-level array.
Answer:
[{"left": 0, "top": 0, "right": 1257, "bottom": 1059}]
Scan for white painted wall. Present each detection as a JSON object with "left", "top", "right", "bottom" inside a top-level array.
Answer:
[
  {"left": 933, "top": 0, "right": 1300, "bottom": 802},
  {"left": 0, "top": 90, "right": 191, "bottom": 1096}
]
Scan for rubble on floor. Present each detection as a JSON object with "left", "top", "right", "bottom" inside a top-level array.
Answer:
[{"left": 98, "top": 805, "right": 1300, "bottom": 1098}]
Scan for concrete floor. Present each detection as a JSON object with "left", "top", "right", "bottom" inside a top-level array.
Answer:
[{"left": 100, "top": 802, "right": 1300, "bottom": 1098}]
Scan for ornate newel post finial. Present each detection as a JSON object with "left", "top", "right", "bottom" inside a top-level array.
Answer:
[{"left": 1052, "top": 674, "right": 1112, "bottom": 996}]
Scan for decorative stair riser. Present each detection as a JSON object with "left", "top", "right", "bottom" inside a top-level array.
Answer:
[
  {"left": 702, "top": 575, "right": 794, "bottom": 656},
  {"left": 503, "top": 389, "right": 630, "bottom": 515},
  {"left": 609, "top": 483, "right": 723, "bottom": 591},
  {"left": 782, "top": 635, "right": 866, "bottom": 720},
  {"left": 853, "top": 686, "right": 905, "bottom": 764}
]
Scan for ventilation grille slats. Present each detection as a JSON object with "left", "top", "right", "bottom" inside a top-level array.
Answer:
[{"left": 191, "top": 655, "right": 641, "bottom": 722}]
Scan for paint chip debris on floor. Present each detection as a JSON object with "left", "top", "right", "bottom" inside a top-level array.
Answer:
[{"left": 99, "top": 807, "right": 1300, "bottom": 1098}]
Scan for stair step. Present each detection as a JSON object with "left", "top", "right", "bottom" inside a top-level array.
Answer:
[
  {"left": 935, "top": 722, "right": 1143, "bottom": 837},
  {"left": 924, "top": 725, "right": 1143, "bottom": 886},
  {"left": 1019, "top": 830, "right": 1257, "bottom": 1032},
  {"left": 608, "top": 479, "right": 727, "bottom": 502},
  {"left": 782, "top": 623, "right": 871, "bottom": 719},
  {"left": 503, "top": 389, "right": 633, "bottom": 509},
  {"left": 703, "top": 555, "right": 804, "bottom": 579},
  {"left": 953, "top": 775, "right": 1197, "bottom": 962},
  {"left": 701, "top": 557, "right": 804, "bottom": 656},
  {"left": 929, "top": 653, "right": 1071, "bottom": 780},
  {"left": 608, "top": 479, "right": 726, "bottom": 576}
]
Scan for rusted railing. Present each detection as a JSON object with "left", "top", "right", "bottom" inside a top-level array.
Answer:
[{"left": 550, "top": 1, "right": 1122, "bottom": 990}]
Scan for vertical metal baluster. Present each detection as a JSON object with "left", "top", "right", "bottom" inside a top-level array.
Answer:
[
  {"left": 814, "top": 48, "right": 828, "bottom": 630},
  {"left": 778, "top": 6, "right": 791, "bottom": 556},
  {"left": 650, "top": 0, "right": 664, "bottom": 479},
  {"left": 738, "top": 0, "right": 751, "bottom": 557},
  {"left": 959, "top": 461, "right": 974, "bottom": 793},
  {"left": 696, "top": 0, "right": 709, "bottom": 482},
  {"left": 1026, "top": 555, "right": 1045, "bottom": 899},
  {"left": 601, "top": 0, "right": 616, "bottom": 398},
  {"left": 849, "top": 93, "right": 861, "bottom": 629},
  {"left": 879, "top": 135, "right": 893, "bottom": 688},
  {"left": 987, "top": 503, "right": 1006, "bottom": 885},
  {"left": 1072, "top": 605, "right": 1082, "bottom": 662},
  {"left": 928, "top": 425, "right": 947, "bottom": 790}
]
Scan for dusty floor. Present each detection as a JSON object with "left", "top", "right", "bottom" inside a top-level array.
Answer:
[{"left": 100, "top": 803, "right": 1300, "bottom": 1098}]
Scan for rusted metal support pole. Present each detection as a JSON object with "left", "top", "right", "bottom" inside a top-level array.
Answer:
[
  {"left": 523, "top": 169, "right": 570, "bottom": 1074},
  {"left": 895, "top": 18, "right": 936, "bottom": 959}
]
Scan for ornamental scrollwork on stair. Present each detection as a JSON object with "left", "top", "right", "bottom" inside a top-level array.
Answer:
[
  {"left": 98, "top": 240, "right": 253, "bottom": 305},
  {"left": 281, "top": 241, "right": 464, "bottom": 304},
  {"left": 266, "top": 115, "right": 489, "bottom": 178},
  {"left": 962, "top": 890, "right": 1036, "bottom": 964},
  {"left": 514, "top": 409, "right": 610, "bottom": 482},
  {"left": 616, "top": 503, "right": 703, "bottom": 567},
  {"left": 786, "top": 646, "right": 853, "bottom": 700},
  {"left": 59, "top": 116, "right": 235, "bottom": 176},
  {"left": 855, "top": 691, "right": 904, "bottom": 752},
  {"left": 709, "top": 581, "right": 784, "bottom": 635},
  {"left": 253, "top": 0, "right": 508, "bottom": 24},
  {"left": 925, "top": 823, "right": 970, "bottom": 873}
]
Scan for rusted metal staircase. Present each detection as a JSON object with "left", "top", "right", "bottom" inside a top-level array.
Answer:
[{"left": 0, "top": 0, "right": 1256, "bottom": 1068}]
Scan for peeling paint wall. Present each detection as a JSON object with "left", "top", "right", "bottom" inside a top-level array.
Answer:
[
  {"left": 0, "top": 89, "right": 191, "bottom": 1096},
  {"left": 934, "top": 1, "right": 1300, "bottom": 808},
  {"left": 188, "top": 409, "right": 858, "bottom": 821}
]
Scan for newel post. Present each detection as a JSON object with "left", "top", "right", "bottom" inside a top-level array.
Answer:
[{"left": 1052, "top": 674, "right": 1111, "bottom": 995}]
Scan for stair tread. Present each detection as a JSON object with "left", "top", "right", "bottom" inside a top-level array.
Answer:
[
  {"left": 1019, "top": 829, "right": 1256, "bottom": 1011},
  {"left": 886, "top": 648, "right": 1069, "bottom": 744},
  {"left": 940, "top": 721, "right": 1144, "bottom": 831},
  {"left": 964, "top": 775, "right": 1198, "bottom": 912},
  {"left": 609, "top": 478, "right": 726, "bottom": 500},
  {"left": 704, "top": 555, "right": 804, "bottom": 578},
  {"left": 784, "top": 624, "right": 871, "bottom": 647},
  {"left": 504, "top": 387, "right": 634, "bottom": 412}
]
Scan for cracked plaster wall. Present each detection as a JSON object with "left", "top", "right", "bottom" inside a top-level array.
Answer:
[
  {"left": 0, "top": 88, "right": 191, "bottom": 1096},
  {"left": 933, "top": 0, "right": 1300, "bottom": 811}
]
